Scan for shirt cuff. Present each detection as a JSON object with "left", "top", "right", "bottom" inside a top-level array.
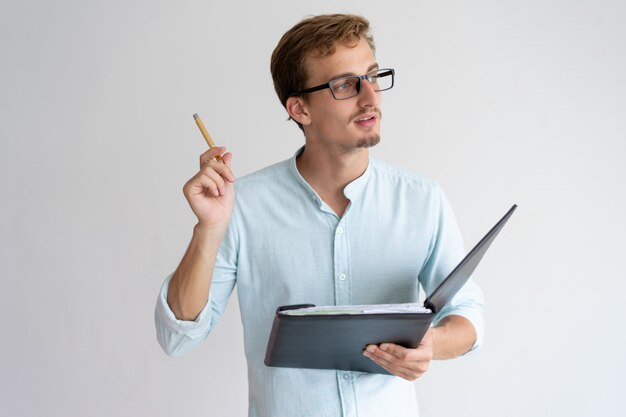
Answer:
[{"left": 155, "top": 273, "right": 213, "bottom": 340}]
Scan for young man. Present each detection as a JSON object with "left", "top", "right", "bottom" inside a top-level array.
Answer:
[{"left": 156, "top": 14, "right": 484, "bottom": 417}]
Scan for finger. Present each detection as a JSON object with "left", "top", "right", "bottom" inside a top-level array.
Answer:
[
  {"left": 199, "top": 169, "right": 226, "bottom": 196},
  {"left": 387, "top": 365, "right": 420, "bottom": 381},
  {"left": 209, "top": 157, "right": 236, "bottom": 182},
  {"left": 199, "top": 147, "right": 228, "bottom": 167},
  {"left": 364, "top": 344, "right": 428, "bottom": 376},
  {"left": 366, "top": 355, "right": 420, "bottom": 381},
  {"left": 367, "top": 343, "right": 413, "bottom": 363},
  {"left": 201, "top": 162, "right": 234, "bottom": 190},
  {"left": 221, "top": 151, "right": 233, "bottom": 168},
  {"left": 365, "top": 349, "right": 418, "bottom": 375},
  {"left": 184, "top": 173, "right": 217, "bottom": 198},
  {"left": 201, "top": 173, "right": 225, "bottom": 197},
  {"left": 185, "top": 169, "right": 223, "bottom": 198},
  {"left": 381, "top": 343, "right": 431, "bottom": 362}
]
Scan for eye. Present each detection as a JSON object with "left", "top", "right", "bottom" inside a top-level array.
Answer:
[
  {"left": 335, "top": 81, "right": 351, "bottom": 91},
  {"left": 332, "top": 78, "right": 357, "bottom": 92}
]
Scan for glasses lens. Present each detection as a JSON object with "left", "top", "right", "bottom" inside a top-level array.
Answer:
[
  {"left": 330, "top": 77, "right": 360, "bottom": 99},
  {"left": 372, "top": 69, "right": 393, "bottom": 92},
  {"left": 328, "top": 69, "right": 394, "bottom": 99}
]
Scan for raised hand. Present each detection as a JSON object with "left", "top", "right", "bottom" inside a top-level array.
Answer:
[{"left": 183, "top": 146, "right": 236, "bottom": 230}]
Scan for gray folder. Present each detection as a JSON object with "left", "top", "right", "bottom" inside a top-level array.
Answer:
[{"left": 264, "top": 204, "right": 517, "bottom": 374}]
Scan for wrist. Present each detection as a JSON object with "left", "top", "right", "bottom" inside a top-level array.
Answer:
[
  {"left": 193, "top": 221, "right": 229, "bottom": 241},
  {"left": 428, "top": 325, "right": 447, "bottom": 359},
  {"left": 430, "top": 315, "right": 476, "bottom": 359}
]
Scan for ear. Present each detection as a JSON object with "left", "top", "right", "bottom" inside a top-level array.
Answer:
[{"left": 286, "top": 96, "right": 311, "bottom": 127}]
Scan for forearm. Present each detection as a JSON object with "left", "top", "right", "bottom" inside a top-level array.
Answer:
[
  {"left": 430, "top": 315, "right": 477, "bottom": 360},
  {"left": 167, "top": 223, "right": 227, "bottom": 321}
]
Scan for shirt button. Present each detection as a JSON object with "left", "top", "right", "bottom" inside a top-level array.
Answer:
[
  {"left": 336, "top": 227, "right": 344, "bottom": 234},
  {"left": 339, "top": 273, "right": 347, "bottom": 281},
  {"left": 343, "top": 374, "right": 350, "bottom": 380}
]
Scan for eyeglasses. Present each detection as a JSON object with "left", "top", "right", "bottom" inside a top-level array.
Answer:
[{"left": 291, "top": 68, "right": 395, "bottom": 100}]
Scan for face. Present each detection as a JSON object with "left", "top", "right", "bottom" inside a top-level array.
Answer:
[{"left": 297, "top": 38, "right": 382, "bottom": 151}]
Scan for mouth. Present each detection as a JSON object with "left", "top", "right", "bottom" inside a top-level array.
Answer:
[{"left": 353, "top": 113, "right": 378, "bottom": 128}]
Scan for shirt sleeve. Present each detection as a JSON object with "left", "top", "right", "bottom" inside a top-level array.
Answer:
[
  {"left": 154, "top": 214, "right": 239, "bottom": 357},
  {"left": 418, "top": 182, "right": 485, "bottom": 354}
]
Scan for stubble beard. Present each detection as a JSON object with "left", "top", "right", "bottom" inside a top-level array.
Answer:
[
  {"left": 336, "top": 133, "right": 379, "bottom": 154},
  {"left": 356, "top": 134, "right": 380, "bottom": 148}
]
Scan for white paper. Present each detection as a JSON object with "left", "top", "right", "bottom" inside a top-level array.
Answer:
[{"left": 279, "top": 303, "right": 431, "bottom": 316}]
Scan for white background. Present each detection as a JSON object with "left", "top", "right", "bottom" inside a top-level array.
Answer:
[{"left": 1, "top": 1, "right": 625, "bottom": 416}]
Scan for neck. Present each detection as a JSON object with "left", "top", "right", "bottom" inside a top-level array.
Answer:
[{"left": 296, "top": 142, "right": 369, "bottom": 216}]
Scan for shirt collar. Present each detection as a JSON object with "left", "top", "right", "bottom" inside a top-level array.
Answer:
[{"left": 288, "top": 146, "right": 373, "bottom": 207}]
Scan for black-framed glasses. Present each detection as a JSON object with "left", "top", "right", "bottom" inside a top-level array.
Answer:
[{"left": 291, "top": 68, "right": 395, "bottom": 100}]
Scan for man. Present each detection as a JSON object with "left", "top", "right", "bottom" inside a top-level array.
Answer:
[{"left": 155, "top": 14, "right": 483, "bottom": 417}]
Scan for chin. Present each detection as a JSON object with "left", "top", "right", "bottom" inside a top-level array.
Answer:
[{"left": 356, "top": 134, "right": 381, "bottom": 148}]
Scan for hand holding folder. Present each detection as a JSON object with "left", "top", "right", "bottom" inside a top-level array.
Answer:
[{"left": 264, "top": 205, "right": 517, "bottom": 374}]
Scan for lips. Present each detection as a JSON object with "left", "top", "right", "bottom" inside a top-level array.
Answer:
[{"left": 354, "top": 113, "right": 378, "bottom": 128}]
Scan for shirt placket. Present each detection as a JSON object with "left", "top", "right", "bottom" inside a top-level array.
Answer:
[
  {"left": 333, "top": 217, "right": 350, "bottom": 305},
  {"left": 333, "top": 216, "right": 357, "bottom": 417}
]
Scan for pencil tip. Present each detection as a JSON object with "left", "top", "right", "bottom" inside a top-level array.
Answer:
[{"left": 193, "top": 113, "right": 199, "bottom": 119}]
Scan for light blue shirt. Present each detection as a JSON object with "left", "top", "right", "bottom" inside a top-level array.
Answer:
[{"left": 155, "top": 147, "right": 484, "bottom": 417}]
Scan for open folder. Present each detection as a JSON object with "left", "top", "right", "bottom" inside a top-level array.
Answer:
[{"left": 264, "top": 204, "right": 517, "bottom": 374}]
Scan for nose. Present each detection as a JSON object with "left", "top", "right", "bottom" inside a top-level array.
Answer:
[{"left": 357, "top": 77, "right": 379, "bottom": 107}]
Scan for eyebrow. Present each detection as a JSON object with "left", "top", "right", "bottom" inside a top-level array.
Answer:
[{"left": 329, "top": 63, "right": 379, "bottom": 81}]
